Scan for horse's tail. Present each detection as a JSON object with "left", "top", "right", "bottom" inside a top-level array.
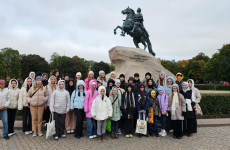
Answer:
[{"left": 146, "top": 38, "right": 155, "bottom": 56}]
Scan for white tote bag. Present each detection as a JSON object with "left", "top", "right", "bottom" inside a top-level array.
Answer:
[
  {"left": 135, "top": 111, "right": 147, "bottom": 135},
  {"left": 45, "top": 113, "right": 56, "bottom": 139}
]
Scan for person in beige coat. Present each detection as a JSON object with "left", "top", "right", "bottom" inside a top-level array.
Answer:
[
  {"left": 27, "top": 76, "right": 48, "bottom": 137},
  {"left": 168, "top": 84, "right": 186, "bottom": 139},
  {"left": 18, "top": 77, "right": 33, "bottom": 135},
  {"left": 7, "top": 79, "right": 20, "bottom": 137},
  {"left": 188, "top": 79, "right": 201, "bottom": 133}
]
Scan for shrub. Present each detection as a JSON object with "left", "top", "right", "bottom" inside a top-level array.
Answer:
[{"left": 200, "top": 94, "right": 230, "bottom": 115}]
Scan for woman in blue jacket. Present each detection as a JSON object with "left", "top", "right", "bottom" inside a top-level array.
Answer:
[{"left": 70, "top": 80, "right": 86, "bottom": 139}]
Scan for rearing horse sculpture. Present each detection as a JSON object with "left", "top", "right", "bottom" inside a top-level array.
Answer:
[{"left": 114, "top": 7, "right": 155, "bottom": 56}]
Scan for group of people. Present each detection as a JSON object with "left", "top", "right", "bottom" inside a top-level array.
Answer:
[{"left": 0, "top": 70, "right": 201, "bottom": 142}]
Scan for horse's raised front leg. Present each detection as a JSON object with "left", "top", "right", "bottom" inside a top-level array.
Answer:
[{"left": 114, "top": 25, "right": 123, "bottom": 35}]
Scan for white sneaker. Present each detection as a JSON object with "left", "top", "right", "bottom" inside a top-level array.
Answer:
[
  {"left": 24, "top": 131, "right": 30, "bottom": 135},
  {"left": 61, "top": 134, "right": 66, "bottom": 138},
  {"left": 38, "top": 132, "right": 43, "bottom": 137},
  {"left": 125, "top": 135, "right": 130, "bottom": 138},
  {"left": 159, "top": 130, "right": 163, "bottom": 135},
  {"left": 89, "top": 136, "right": 94, "bottom": 139},
  {"left": 129, "top": 134, "right": 133, "bottom": 138},
  {"left": 29, "top": 131, "right": 33, "bottom": 134},
  {"left": 67, "top": 130, "right": 71, "bottom": 134},
  {"left": 161, "top": 130, "right": 167, "bottom": 137},
  {"left": 54, "top": 136, "right": 59, "bottom": 140},
  {"left": 93, "top": 135, "right": 97, "bottom": 138},
  {"left": 8, "top": 132, "right": 15, "bottom": 137},
  {"left": 71, "top": 130, "right": 75, "bottom": 133}
]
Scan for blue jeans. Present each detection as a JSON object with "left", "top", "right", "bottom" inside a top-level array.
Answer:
[
  {"left": 153, "top": 115, "right": 158, "bottom": 131},
  {"left": 86, "top": 118, "right": 97, "bottom": 137},
  {"left": 161, "top": 114, "right": 167, "bottom": 130},
  {"left": 0, "top": 109, "right": 8, "bottom": 137},
  {"left": 111, "top": 121, "right": 119, "bottom": 132}
]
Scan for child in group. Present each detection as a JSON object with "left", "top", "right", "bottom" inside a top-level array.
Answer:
[
  {"left": 97, "top": 70, "right": 107, "bottom": 88},
  {"left": 176, "top": 72, "right": 184, "bottom": 91},
  {"left": 156, "top": 72, "right": 166, "bottom": 87},
  {"left": 106, "top": 79, "right": 115, "bottom": 97},
  {"left": 148, "top": 90, "right": 159, "bottom": 137},
  {"left": 114, "top": 79, "right": 125, "bottom": 134},
  {"left": 18, "top": 77, "right": 33, "bottom": 135},
  {"left": 7, "top": 79, "right": 20, "bottom": 137},
  {"left": 91, "top": 86, "right": 112, "bottom": 143},
  {"left": 70, "top": 80, "right": 86, "bottom": 139},
  {"left": 49, "top": 80, "right": 70, "bottom": 140},
  {"left": 143, "top": 72, "right": 152, "bottom": 87},
  {"left": 168, "top": 84, "right": 186, "bottom": 139},
  {"left": 119, "top": 74, "right": 126, "bottom": 89},
  {"left": 0, "top": 79, "right": 11, "bottom": 140},
  {"left": 65, "top": 78, "right": 76, "bottom": 134},
  {"left": 84, "top": 71, "right": 95, "bottom": 91},
  {"left": 84, "top": 80, "right": 98, "bottom": 139},
  {"left": 145, "top": 78, "right": 157, "bottom": 96},
  {"left": 45, "top": 76, "right": 57, "bottom": 124},
  {"left": 157, "top": 86, "right": 168, "bottom": 137},
  {"left": 109, "top": 87, "right": 122, "bottom": 139},
  {"left": 121, "top": 84, "right": 136, "bottom": 138},
  {"left": 96, "top": 80, "right": 102, "bottom": 90},
  {"left": 135, "top": 84, "right": 149, "bottom": 138},
  {"left": 109, "top": 72, "right": 116, "bottom": 81},
  {"left": 75, "top": 72, "right": 82, "bottom": 85},
  {"left": 180, "top": 82, "right": 195, "bottom": 137}
]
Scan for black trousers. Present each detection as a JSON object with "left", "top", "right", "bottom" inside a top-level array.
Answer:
[
  {"left": 124, "top": 118, "right": 133, "bottom": 135},
  {"left": 7, "top": 108, "right": 16, "bottom": 133},
  {"left": 172, "top": 120, "right": 183, "bottom": 137},
  {"left": 133, "top": 109, "right": 138, "bottom": 131},
  {"left": 22, "top": 107, "right": 32, "bottom": 132},
  {"left": 43, "top": 106, "right": 51, "bottom": 123},
  {"left": 54, "top": 112, "right": 66, "bottom": 137},
  {"left": 183, "top": 118, "right": 195, "bottom": 135},
  {"left": 191, "top": 110, "right": 197, "bottom": 133},
  {"left": 74, "top": 108, "right": 85, "bottom": 137},
  {"left": 166, "top": 111, "right": 172, "bottom": 132}
]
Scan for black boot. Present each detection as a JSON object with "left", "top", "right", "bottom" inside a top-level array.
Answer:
[
  {"left": 155, "top": 130, "right": 159, "bottom": 137},
  {"left": 98, "top": 135, "right": 102, "bottom": 143},
  {"left": 111, "top": 132, "right": 115, "bottom": 139},
  {"left": 115, "top": 132, "right": 119, "bottom": 139},
  {"left": 102, "top": 134, "right": 106, "bottom": 142}
]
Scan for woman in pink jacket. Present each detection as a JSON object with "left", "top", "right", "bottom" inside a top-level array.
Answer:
[{"left": 84, "top": 80, "right": 98, "bottom": 139}]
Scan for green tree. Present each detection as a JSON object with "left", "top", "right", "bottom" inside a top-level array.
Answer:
[
  {"left": 0, "top": 48, "right": 21, "bottom": 80},
  {"left": 160, "top": 59, "right": 178, "bottom": 75},
  {"left": 21, "top": 54, "right": 50, "bottom": 80},
  {"left": 218, "top": 44, "right": 230, "bottom": 81},
  {"left": 192, "top": 52, "right": 210, "bottom": 63},
  {"left": 204, "top": 53, "right": 220, "bottom": 82},
  {"left": 91, "top": 61, "right": 110, "bottom": 78},
  {"left": 50, "top": 54, "right": 87, "bottom": 79},
  {"left": 186, "top": 60, "right": 206, "bottom": 83}
]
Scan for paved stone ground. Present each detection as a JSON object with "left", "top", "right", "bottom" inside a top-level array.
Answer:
[{"left": 0, "top": 126, "right": 230, "bottom": 150}]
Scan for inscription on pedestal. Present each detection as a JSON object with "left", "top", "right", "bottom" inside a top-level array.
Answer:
[{"left": 130, "top": 55, "right": 148, "bottom": 62}]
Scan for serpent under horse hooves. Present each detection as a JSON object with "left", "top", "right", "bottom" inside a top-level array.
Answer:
[{"left": 114, "top": 7, "right": 156, "bottom": 56}]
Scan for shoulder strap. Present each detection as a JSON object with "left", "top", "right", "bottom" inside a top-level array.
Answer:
[
  {"left": 31, "top": 86, "right": 41, "bottom": 98},
  {"left": 112, "top": 96, "right": 119, "bottom": 105}
]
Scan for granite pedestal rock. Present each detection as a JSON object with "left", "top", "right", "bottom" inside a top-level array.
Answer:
[{"left": 108, "top": 46, "right": 175, "bottom": 81}]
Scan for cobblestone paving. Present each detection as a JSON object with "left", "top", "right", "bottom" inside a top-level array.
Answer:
[{"left": 0, "top": 126, "right": 229, "bottom": 150}]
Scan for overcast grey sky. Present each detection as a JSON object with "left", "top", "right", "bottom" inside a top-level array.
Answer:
[{"left": 0, "top": 0, "right": 229, "bottom": 62}]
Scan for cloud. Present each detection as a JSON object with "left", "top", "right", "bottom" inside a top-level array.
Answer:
[{"left": 0, "top": 0, "right": 230, "bottom": 63}]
